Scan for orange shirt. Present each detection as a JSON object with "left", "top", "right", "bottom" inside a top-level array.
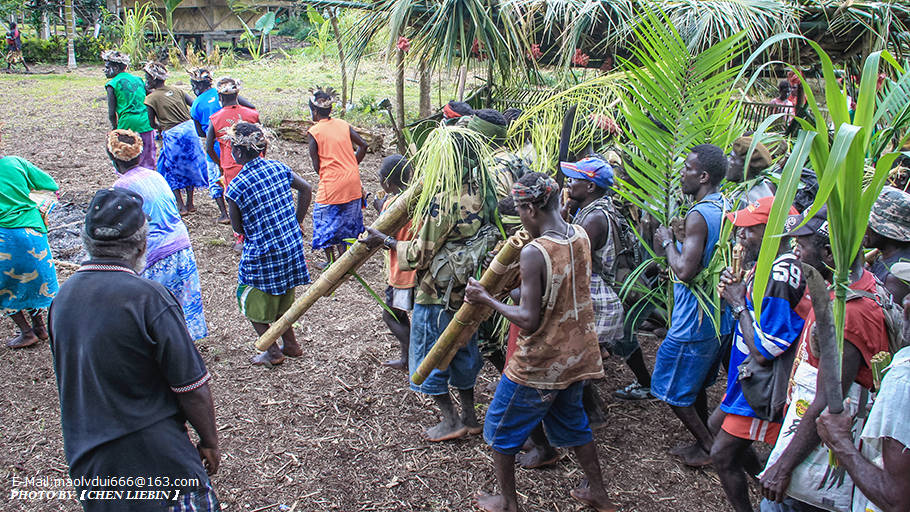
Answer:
[
  {"left": 308, "top": 118, "right": 362, "bottom": 204},
  {"left": 383, "top": 194, "right": 416, "bottom": 289},
  {"left": 210, "top": 105, "right": 260, "bottom": 186}
]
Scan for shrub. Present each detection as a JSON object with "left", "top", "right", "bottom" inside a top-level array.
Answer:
[
  {"left": 276, "top": 14, "right": 314, "bottom": 41},
  {"left": 21, "top": 35, "right": 108, "bottom": 63}
]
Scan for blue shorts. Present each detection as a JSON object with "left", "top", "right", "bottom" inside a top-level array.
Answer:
[
  {"left": 650, "top": 334, "right": 724, "bottom": 407},
  {"left": 409, "top": 303, "right": 482, "bottom": 395},
  {"left": 311, "top": 199, "right": 365, "bottom": 251},
  {"left": 484, "top": 375, "right": 592, "bottom": 455}
]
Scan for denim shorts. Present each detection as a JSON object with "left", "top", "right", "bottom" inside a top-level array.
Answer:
[
  {"left": 650, "top": 334, "right": 723, "bottom": 407},
  {"left": 483, "top": 375, "right": 592, "bottom": 455},
  {"left": 409, "top": 303, "right": 482, "bottom": 395}
]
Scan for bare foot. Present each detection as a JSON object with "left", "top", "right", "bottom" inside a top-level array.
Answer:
[
  {"left": 282, "top": 340, "right": 303, "bottom": 358},
  {"left": 382, "top": 358, "right": 407, "bottom": 372},
  {"left": 669, "top": 442, "right": 698, "bottom": 457},
  {"left": 678, "top": 444, "right": 711, "bottom": 468},
  {"left": 570, "top": 487, "right": 618, "bottom": 512},
  {"left": 516, "top": 446, "right": 562, "bottom": 469},
  {"left": 463, "top": 416, "right": 482, "bottom": 435},
  {"left": 426, "top": 419, "right": 467, "bottom": 442},
  {"left": 216, "top": 216, "right": 231, "bottom": 225},
  {"left": 32, "top": 324, "right": 49, "bottom": 341},
  {"left": 250, "top": 350, "right": 285, "bottom": 366},
  {"left": 6, "top": 331, "right": 40, "bottom": 349},
  {"left": 179, "top": 208, "right": 189, "bottom": 216},
  {"left": 473, "top": 492, "right": 519, "bottom": 512},
  {"left": 186, "top": 206, "right": 197, "bottom": 213}
]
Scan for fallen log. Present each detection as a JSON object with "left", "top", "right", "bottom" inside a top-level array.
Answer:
[
  {"left": 411, "top": 229, "right": 531, "bottom": 385},
  {"left": 277, "top": 119, "right": 384, "bottom": 153},
  {"left": 254, "top": 183, "right": 421, "bottom": 351}
]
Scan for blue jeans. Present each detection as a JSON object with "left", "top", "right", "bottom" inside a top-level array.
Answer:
[
  {"left": 650, "top": 335, "right": 722, "bottom": 407},
  {"left": 484, "top": 375, "right": 591, "bottom": 455},
  {"left": 409, "top": 304, "right": 482, "bottom": 395}
]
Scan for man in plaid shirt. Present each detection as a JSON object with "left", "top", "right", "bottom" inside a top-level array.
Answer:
[{"left": 225, "top": 122, "right": 313, "bottom": 366}]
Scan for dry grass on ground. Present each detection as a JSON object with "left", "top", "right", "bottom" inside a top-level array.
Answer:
[{"left": 1, "top": 64, "right": 738, "bottom": 511}]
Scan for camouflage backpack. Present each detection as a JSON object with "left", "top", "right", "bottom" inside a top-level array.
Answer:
[{"left": 429, "top": 223, "right": 504, "bottom": 310}]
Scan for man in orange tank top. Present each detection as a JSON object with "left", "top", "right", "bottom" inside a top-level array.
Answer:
[
  {"left": 465, "top": 173, "right": 617, "bottom": 512},
  {"left": 307, "top": 88, "right": 369, "bottom": 266}
]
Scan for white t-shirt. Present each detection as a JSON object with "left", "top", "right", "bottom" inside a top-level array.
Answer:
[{"left": 853, "top": 346, "right": 910, "bottom": 512}]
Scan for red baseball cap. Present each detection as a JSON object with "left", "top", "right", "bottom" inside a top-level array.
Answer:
[{"left": 726, "top": 196, "right": 798, "bottom": 227}]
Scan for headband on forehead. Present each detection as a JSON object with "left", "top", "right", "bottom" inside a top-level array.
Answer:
[
  {"left": 101, "top": 50, "right": 130, "bottom": 66},
  {"left": 190, "top": 68, "right": 213, "bottom": 83},
  {"left": 512, "top": 174, "right": 558, "bottom": 206},
  {"left": 216, "top": 76, "right": 240, "bottom": 94},
  {"left": 222, "top": 122, "right": 269, "bottom": 153},
  {"left": 143, "top": 61, "right": 168, "bottom": 80},
  {"left": 107, "top": 129, "right": 144, "bottom": 162},
  {"left": 308, "top": 86, "right": 336, "bottom": 110}
]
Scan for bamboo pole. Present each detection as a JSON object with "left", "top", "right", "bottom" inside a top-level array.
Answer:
[
  {"left": 411, "top": 229, "right": 531, "bottom": 385},
  {"left": 254, "top": 183, "right": 422, "bottom": 351}
]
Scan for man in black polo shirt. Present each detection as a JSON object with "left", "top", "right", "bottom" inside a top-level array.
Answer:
[{"left": 49, "top": 188, "right": 221, "bottom": 511}]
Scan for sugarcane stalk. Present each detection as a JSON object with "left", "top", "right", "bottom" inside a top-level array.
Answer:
[
  {"left": 870, "top": 351, "right": 892, "bottom": 391},
  {"left": 254, "top": 183, "right": 422, "bottom": 351},
  {"left": 802, "top": 263, "right": 844, "bottom": 414},
  {"left": 411, "top": 229, "right": 532, "bottom": 385}
]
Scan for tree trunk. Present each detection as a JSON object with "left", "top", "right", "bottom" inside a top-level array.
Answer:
[
  {"left": 418, "top": 58, "right": 431, "bottom": 118},
  {"left": 456, "top": 62, "right": 468, "bottom": 101},
  {"left": 330, "top": 10, "right": 347, "bottom": 114},
  {"left": 41, "top": 9, "right": 50, "bottom": 39},
  {"left": 64, "top": 0, "right": 76, "bottom": 68},
  {"left": 395, "top": 49, "right": 406, "bottom": 154}
]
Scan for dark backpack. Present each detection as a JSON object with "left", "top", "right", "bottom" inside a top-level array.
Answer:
[{"left": 846, "top": 278, "right": 906, "bottom": 354}]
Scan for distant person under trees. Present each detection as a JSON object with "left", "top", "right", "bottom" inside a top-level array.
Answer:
[{"left": 5, "top": 22, "right": 28, "bottom": 72}]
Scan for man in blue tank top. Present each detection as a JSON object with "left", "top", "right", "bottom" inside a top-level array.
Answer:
[{"left": 652, "top": 143, "right": 734, "bottom": 467}]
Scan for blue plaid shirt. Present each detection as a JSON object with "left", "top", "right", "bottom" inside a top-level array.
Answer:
[{"left": 226, "top": 157, "right": 310, "bottom": 294}]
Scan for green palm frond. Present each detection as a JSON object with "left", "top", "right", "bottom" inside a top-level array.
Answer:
[
  {"left": 409, "top": 125, "right": 498, "bottom": 224},
  {"left": 347, "top": 0, "right": 531, "bottom": 80},
  {"left": 505, "top": 70, "right": 630, "bottom": 174},
  {"left": 615, "top": 8, "right": 747, "bottom": 226},
  {"left": 804, "top": 0, "right": 910, "bottom": 58}
]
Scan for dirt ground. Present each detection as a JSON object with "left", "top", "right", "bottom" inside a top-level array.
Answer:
[{"left": 0, "top": 65, "right": 740, "bottom": 511}]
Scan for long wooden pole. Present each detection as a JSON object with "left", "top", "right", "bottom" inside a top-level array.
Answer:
[
  {"left": 411, "top": 229, "right": 531, "bottom": 385},
  {"left": 254, "top": 183, "right": 422, "bottom": 351}
]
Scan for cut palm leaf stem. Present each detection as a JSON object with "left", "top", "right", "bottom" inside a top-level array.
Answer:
[{"left": 350, "top": 270, "right": 399, "bottom": 323}]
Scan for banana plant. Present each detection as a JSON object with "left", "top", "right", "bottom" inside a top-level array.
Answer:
[{"left": 741, "top": 34, "right": 910, "bottom": 371}]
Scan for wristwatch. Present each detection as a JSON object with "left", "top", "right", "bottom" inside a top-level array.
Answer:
[
  {"left": 661, "top": 239, "right": 673, "bottom": 249},
  {"left": 731, "top": 304, "right": 746, "bottom": 319},
  {"left": 382, "top": 235, "right": 395, "bottom": 249}
]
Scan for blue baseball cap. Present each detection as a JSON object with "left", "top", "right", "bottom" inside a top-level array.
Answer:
[{"left": 560, "top": 156, "right": 614, "bottom": 190}]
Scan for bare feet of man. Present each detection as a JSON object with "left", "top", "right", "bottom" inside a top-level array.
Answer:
[
  {"left": 250, "top": 346, "right": 286, "bottom": 366},
  {"left": 6, "top": 331, "right": 40, "bottom": 349},
  {"left": 382, "top": 358, "right": 407, "bottom": 372},
  {"left": 473, "top": 493, "right": 519, "bottom": 512},
  {"left": 570, "top": 486, "right": 618, "bottom": 512},
  {"left": 516, "top": 446, "right": 562, "bottom": 469},
  {"left": 281, "top": 339, "right": 303, "bottom": 358},
  {"left": 425, "top": 417, "right": 467, "bottom": 442}
]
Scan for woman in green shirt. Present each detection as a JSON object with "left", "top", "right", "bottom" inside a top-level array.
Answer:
[
  {"left": 103, "top": 50, "right": 157, "bottom": 170},
  {"left": 0, "top": 130, "right": 59, "bottom": 348}
]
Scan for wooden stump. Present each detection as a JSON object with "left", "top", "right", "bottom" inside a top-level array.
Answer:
[{"left": 277, "top": 119, "right": 384, "bottom": 153}]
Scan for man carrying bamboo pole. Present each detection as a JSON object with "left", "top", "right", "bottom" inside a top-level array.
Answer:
[
  {"left": 464, "top": 172, "right": 616, "bottom": 512},
  {"left": 361, "top": 129, "right": 497, "bottom": 442}
]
